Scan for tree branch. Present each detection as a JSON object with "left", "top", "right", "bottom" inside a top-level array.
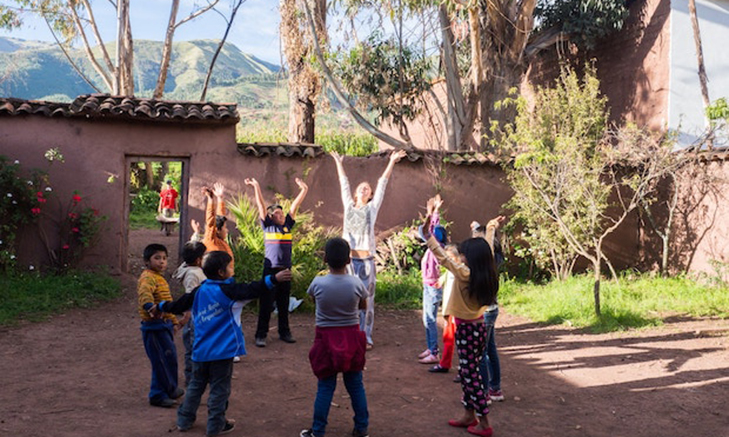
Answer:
[
  {"left": 302, "top": 0, "right": 411, "bottom": 148},
  {"left": 69, "top": 4, "right": 113, "bottom": 91}
]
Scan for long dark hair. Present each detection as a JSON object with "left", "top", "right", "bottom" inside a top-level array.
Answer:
[{"left": 458, "top": 238, "right": 499, "bottom": 306}]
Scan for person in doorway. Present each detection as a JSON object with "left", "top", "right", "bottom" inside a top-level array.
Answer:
[
  {"left": 158, "top": 180, "right": 178, "bottom": 218},
  {"left": 330, "top": 149, "right": 407, "bottom": 349},
  {"left": 158, "top": 180, "right": 179, "bottom": 236},
  {"left": 245, "top": 176, "right": 308, "bottom": 346}
]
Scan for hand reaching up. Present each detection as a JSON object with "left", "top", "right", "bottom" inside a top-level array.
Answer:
[
  {"left": 295, "top": 177, "right": 308, "bottom": 191},
  {"left": 244, "top": 177, "right": 259, "bottom": 187},
  {"left": 213, "top": 182, "right": 225, "bottom": 199},
  {"left": 390, "top": 149, "right": 407, "bottom": 163}
]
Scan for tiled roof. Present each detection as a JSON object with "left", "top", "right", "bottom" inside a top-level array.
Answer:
[
  {"left": 237, "top": 143, "right": 504, "bottom": 165},
  {"left": 0, "top": 94, "right": 239, "bottom": 124}
]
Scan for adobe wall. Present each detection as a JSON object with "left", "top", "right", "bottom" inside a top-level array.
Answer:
[
  {"left": 2, "top": 114, "right": 516, "bottom": 273},
  {"left": 6, "top": 112, "right": 726, "bottom": 276},
  {"left": 526, "top": 0, "right": 671, "bottom": 131}
]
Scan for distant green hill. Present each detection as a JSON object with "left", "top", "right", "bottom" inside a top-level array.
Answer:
[{"left": 0, "top": 37, "right": 281, "bottom": 107}]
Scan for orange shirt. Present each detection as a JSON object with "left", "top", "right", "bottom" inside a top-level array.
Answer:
[{"left": 202, "top": 196, "right": 234, "bottom": 266}]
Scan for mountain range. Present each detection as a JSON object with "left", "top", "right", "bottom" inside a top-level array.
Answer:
[{"left": 0, "top": 37, "right": 282, "bottom": 107}]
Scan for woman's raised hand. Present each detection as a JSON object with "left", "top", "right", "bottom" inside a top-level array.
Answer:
[
  {"left": 390, "top": 149, "right": 407, "bottom": 163},
  {"left": 244, "top": 177, "right": 259, "bottom": 187},
  {"left": 212, "top": 182, "right": 225, "bottom": 198}
]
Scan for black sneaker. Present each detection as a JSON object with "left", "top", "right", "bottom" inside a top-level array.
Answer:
[
  {"left": 149, "top": 397, "right": 175, "bottom": 408},
  {"left": 208, "top": 420, "right": 235, "bottom": 436},
  {"left": 280, "top": 333, "right": 296, "bottom": 343},
  {"left": 429, "top": 364, "right": 449, "bottom": 373},
  {"left": 170, "top": 387, "right": 185, "bottom": 399},
  {"left": 352, "top": 427, "right": 369, "bottom": 437},
  {"left": 300, "top": 430, "right": 318, "bottom": 437},
  {"left": 255, "top": 337, "right": 266, "bottom": 347}
]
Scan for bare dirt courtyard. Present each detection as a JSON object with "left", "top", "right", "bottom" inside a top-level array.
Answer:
[{"left": 1, "top": 231, "right": 728, "bottom": 437}]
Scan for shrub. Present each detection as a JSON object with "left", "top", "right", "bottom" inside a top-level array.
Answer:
[{"left": 0, "top": 156, "right": 47, "bottom": 271}]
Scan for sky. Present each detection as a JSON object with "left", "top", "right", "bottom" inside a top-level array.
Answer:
[{"left": 0, "top": 0, "right": 283, "bottom": 64}]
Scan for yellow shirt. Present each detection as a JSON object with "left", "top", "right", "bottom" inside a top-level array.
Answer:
[
  {"left": 137, "top": 269, "right": 178, "bottom": 324},
  {"left": 426, "top": 220, "right": 498, "bottom": 321}
]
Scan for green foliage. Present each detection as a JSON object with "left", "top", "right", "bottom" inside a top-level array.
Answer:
[
  {"left": 535, "top": 0, "right": 629, "bottom": 50},
  {"left": 706, "top": 97, "right": 729, "bottom": 121},
  {"left": 500, "top": 273, "right": 729, "bottom": 333},
  {"left": 53, "top": 191, "right": 108, "bottom": 271},
  {"left": 376, "top": 269, "right": 422, "bottom": 309},
  {"left": 332, "top": 31, "right": 432, "bottom": 127},
  {"left": 227, "top": 194, "right": 339, "bottom": 301},
  {"left": 494, "top": 65, "right": 609, "bottom": 279},
  {"left": 237, "top": 127, "right": 377, "bottom": 157},
  {"left": 0, "top": 155, "right": 47, "bottom": 270},
  {"left": 0, "top": 269, "right": 121, "bottom": 326},
  {"left": 129, "top": 186, "right": 161, "bottom": 230}
]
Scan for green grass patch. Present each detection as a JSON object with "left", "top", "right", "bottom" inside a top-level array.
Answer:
[
  {"left": 377, "top": 269, "right": 422, "bottom": 309},
  {"left": 0, "top": 270, "right": 122, "bottom": 326},
  {"left": 129, "top": 210, "right": 164, "bottom": 230},
  {"left": 499, "top": 274, "right": 729, "bottom": 333}
]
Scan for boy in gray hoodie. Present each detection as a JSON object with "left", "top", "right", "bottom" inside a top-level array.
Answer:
[{"left": 174, "top": 239, "right": 207, "bottom": 386}]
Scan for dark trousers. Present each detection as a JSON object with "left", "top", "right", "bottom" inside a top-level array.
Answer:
[
  {"left": 141, "top": 320, "right": 179, "bottom": 402},
  {"left": 177, "top": 358, "right": 234, "bottom": 435},
  {"left": 255, "top": 266, "right": 291, "bottom": 339}
]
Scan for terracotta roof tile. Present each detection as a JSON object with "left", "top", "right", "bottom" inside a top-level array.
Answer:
[
  {"left": 0, "top": 94, "right": 239, "bottom": 125},
  {"left": 236, "top": 143, "right": 507, "bottom": 165}
]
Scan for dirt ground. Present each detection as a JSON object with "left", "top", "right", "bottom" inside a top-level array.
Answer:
[{"left": 1, "top": 229, "right": 728, "bottom": 437}]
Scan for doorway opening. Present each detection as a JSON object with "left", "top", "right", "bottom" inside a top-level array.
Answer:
[{"left": 125, "top": 157, "right": 190, "bottom": 273}]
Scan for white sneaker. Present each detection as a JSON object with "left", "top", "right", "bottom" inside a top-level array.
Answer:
[{"left": 233, "top": 356, "right": 241, "bottom": 363}]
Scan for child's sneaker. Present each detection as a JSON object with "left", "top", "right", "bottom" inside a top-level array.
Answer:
[
  {"left": 300, "top": 429, "right": 321, "bottom": 437},
  {"left": 170, "top": 387, "right": 185, "bottom": 399},
  {"left": 418, "top": 353, "right": 439, "bottom": 364},
  {"left": 352, "top": 428, "right": 369, "bottom": 437},
  {"left": 208, "top": 420, "right": 235, "bottom": 436},
  {"left": 149, "top": 397, "right": 175, "bottom": 408},
  {"left": 488, "top": 389, "right": 505, "bottom": 402},
  {"left": 418, "top": 349, "right": 432, "bottom": 359}
]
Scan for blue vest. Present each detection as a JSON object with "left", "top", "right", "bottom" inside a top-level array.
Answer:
[{"left": 191, "top": 278, "right": 246, "bottom": 362}]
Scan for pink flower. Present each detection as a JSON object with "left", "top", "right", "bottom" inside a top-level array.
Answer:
[
  {"left": 72, "top": 194, "right": 82, "bottom": 203},
  {"left": 62, "top": 244, "right": 70, "bottom": 250},
  {"left": 31, "top": 207, "right": 41, "bottom": 215},
  {"left": 68, "top": 212, "right": 77, "bottom": 219},
  {"left": 36, "top": 191, "right": 43, "bottom": 198},
  {"left": 71, "top": 227, "right": 79, "bottom": 233},
  {"left": 37, "top": 197, "right": 46, "bottom": 204}
]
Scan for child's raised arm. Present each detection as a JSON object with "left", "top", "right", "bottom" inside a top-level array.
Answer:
[
  {"left": 330, "top": 151, "right": 354, "bottom": 207},
  {"left": 289, "top": 178, "right": 309, "bottom": 219},
  {"left": 244, "top": 178, "right": 267, "bottom": 221}
]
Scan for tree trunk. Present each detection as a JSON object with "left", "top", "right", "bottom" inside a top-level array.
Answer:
[
  {"left": 281, "top": 0, "right": 326, "bottom": 144},
  {"left": 118, "top": 0, "right": 134, "bottom": 95},
  {"left": 480, "top": 59, "right": 522, "bottom": 150},
  {"left": 688, "top": 0, "right": 713, "bottom": 148},
  {"left": 154, "top": 0, "right": 180, "bottom": 99},
  {"left": 593, "top": 261, "right": 601, "bottom": 317}
]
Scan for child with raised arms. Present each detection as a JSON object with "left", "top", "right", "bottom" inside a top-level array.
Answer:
[{"left": 422, "top": 215, "right": 505, "bottom": 437}]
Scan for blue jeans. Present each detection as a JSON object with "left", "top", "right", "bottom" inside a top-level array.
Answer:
[
  {"left": 312, "top": 372, "right": 369, "bottom": 436},
  {"left": 479, "top": 307, "right": 501, "bottom": 391},
  {"left": 182, "top": 319, "right": 194, "bottom": 387},
  {"left": 177, "top": 359, "right": 233, "bottom": 436},
  {"left": 141, "top": 320, "right": 179, "bottom": 402},
  {"left": 422, "top": 285, "right": 442, "bottom": 355}
]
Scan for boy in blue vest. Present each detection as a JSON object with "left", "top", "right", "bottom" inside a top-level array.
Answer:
[{"left": 151, "top": 251, "right": 292, "bottom": 436}]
